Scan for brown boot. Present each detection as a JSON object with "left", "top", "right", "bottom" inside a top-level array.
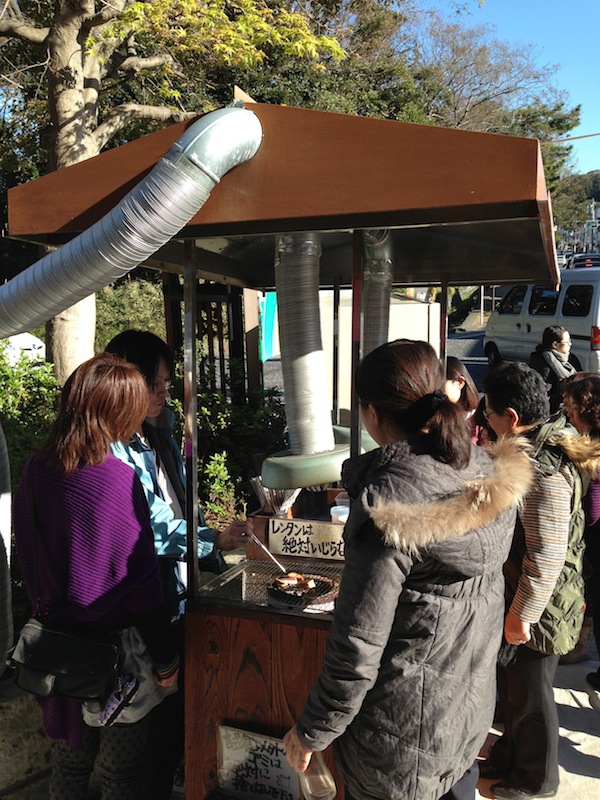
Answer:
[{"left": 560, "top": 618, "right": 594, "bottom": 664}]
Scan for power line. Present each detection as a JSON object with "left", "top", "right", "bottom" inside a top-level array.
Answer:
[{"left": 554, "top": 132, "right": 600, "bottom": 143}]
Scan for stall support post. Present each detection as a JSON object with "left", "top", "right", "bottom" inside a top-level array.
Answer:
[
  {"left": 439, "top": 277, "right": 449, "bottom": 364},
  {"left": 184, "top": 239, "right": 200, "bottom": 600},
  {"left": 332, "top": 278, "right": 341, "bottom": 425},
  {"left": 350, "top": 231, "right": 364, "bottom": 460}
]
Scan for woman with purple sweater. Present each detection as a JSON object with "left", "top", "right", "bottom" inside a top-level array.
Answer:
[
  {"left": 562, "top": 373, "right": 600, "bottom": 685},
  {"left": 13, "top": 353, "right": 178, "bottom": 800}
]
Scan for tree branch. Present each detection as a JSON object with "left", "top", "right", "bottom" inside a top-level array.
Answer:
[
  {"left": 117, "top": 53, "right": 182, "bottom": 76},
  {"left": 0, "top": 1, "right": 49, "bottom": 44},
  {"left": 84, "top": 0, "right": 130, "bottom": 30},
  {"left": 93, "top": 103, "right": 197, "bottom": 150}
]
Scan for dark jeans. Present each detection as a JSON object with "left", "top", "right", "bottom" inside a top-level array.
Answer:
[
  {"left": 50, "top": 715, "right": 152, "bottom": 800},
  {"left": 586, "top": 534, "right": 600, "bottom": 664},
  {"left": 488, "top": 646, "right": 560, "bottom": 794},
  {"left": 344, "top": 762, "right": 479, "bottom": 800},
  {"left": 141, "top": 617, "right": 185, "bottom": 800}
]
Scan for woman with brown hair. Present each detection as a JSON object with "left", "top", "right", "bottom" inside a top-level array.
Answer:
[
  {"left": 561, "top": 373, "right": 600, "bottom": 679},
  {"left": 13, "top": 353, "right": 178, "bottom": 800},
  {"left": 445, "top": 356, "right": 480, "bottom": 414},
  {"left": 283, "top": 340, "right": 533, "bottom": 800}
]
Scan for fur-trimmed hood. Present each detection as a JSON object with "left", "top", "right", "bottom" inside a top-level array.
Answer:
[
  {"left": 553, "top": 431, "right": 600, "bottom": 478},
  {"left": 343, "top": 436, "right": 533, "bottom": 558}
]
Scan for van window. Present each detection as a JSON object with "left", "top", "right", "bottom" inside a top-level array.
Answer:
[
  {"left": 498, "top": 286, "right": 527, "bottom": 315},
  {"left": 528, "top": 286, "right": 559, "bottom": 316},
  {"left": 562, "top": 284, "right": 594, "bottom": 317}
]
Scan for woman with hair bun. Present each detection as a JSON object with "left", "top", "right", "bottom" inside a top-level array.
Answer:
[{"left": 283, "top": 340, "right": 533, "bottom": 800}]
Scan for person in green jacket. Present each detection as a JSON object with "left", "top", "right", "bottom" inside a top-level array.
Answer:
[{"left": 481, "top": 362, "right": 586, "bottom": 800}]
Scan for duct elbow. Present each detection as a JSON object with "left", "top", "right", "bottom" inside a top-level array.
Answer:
[{"left": 165, "top": 107, "right": 263, "bottom": 184}]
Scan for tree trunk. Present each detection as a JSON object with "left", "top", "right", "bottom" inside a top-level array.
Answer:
[
  {"left": 46, "top": 295, "right": 96, "bottom": 385},
  {"left": 45, "top": 2, "right": 99, "bottom": 382}
]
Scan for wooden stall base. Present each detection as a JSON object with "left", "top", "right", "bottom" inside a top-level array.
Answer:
[{"left": 185, "top": 604, "right": 345, "bottom": 799}]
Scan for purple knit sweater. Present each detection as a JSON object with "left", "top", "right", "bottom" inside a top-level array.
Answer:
[{"left": 13, "top": 453, "right": 172, "bottom": 748}]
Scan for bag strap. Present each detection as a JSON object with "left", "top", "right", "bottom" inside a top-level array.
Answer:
[{"left": 26, "top": 461, "right": 43, "bottom": 616}]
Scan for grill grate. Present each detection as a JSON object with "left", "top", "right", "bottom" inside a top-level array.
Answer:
[{"left": 197, "top": 558, "right": 343, "bottom": 614}]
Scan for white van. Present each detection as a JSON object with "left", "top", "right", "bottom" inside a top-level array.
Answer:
[{"left": 484, "top": 267, "right": 600, "bottom": 372}]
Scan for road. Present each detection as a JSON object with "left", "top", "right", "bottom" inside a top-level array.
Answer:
[{"left": 448, "top": 329, "right": 488, "bottom": 391}]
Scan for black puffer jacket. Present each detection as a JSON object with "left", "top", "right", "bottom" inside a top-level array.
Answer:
[{"left": 296, "top": 437, "right": 533, "bottom": 800}]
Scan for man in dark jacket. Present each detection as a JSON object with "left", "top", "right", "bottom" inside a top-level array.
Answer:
[{"left": 481, "top": 362, "right": 585, "bottom": 800}]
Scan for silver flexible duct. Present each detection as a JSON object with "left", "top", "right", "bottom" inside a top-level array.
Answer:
[
  {"left": 0, "top": 107, "right": 263, "bottom": 337},
  {"left": 275, "top": 232, "right": 335, "bottom": 455},
  {"left": 363, "top": 229, "right": 394, "bottom": 356}
]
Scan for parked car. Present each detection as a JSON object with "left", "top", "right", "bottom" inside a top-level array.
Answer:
[
  {"left": 566, "top": 252, "right": 600, "bottom": 269},
  {"left": 3, "top": 333, "right": 46, "bottom": 365},
  {"left": 484, "top": 267, "right": 600, "bottom": 371}
]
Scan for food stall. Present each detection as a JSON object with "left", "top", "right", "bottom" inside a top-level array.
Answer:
[{"left": 5, "top": 101, "right": 560, "bottom": 798}]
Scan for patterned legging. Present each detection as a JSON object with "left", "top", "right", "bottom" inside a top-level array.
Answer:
[{"left": 49, "top": 715, "right": 152, "bottom": 800}]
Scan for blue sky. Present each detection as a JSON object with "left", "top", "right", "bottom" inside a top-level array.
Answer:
[{"left": 420, "top": 0, "right": 599, "bottom": 174}]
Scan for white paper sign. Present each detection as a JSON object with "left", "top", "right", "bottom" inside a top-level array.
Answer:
[
  {"left": 218, "top": 725, "right": 301, "bottom": 799},
  {"left": 267, "top": 518, "right": 345, "bottom": 561}
]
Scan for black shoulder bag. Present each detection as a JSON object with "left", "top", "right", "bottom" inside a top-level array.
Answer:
[{"left": 8, "top": 464, "right": 122, "bottom": 702}]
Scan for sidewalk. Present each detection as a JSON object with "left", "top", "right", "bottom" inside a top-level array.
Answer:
[{"left": 477, "top": 658, "right": 600, "bottom": 799}]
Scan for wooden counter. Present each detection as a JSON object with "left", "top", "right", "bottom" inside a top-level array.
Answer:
[{"left": 185, "top": 508, "right": 346, "bottom": 799}]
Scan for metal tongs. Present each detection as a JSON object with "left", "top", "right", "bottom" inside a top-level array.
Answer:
[{"left": 248, "top": 532, "right": 287, "bottom": 575}]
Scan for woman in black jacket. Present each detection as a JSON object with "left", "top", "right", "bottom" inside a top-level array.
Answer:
[
  {"left": 283, "top": 340, "right": 533, "bottom": 800},
  {"left": 529, "top": 326, "right": 580, "bottom": 412}
]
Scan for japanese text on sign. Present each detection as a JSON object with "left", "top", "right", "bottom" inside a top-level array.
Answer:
[
  {"left": 218, "top": 726, "right": 300, "bottom": 800},
  {"left": 268, "top": 519, "right": 345, "bottom": 560}
]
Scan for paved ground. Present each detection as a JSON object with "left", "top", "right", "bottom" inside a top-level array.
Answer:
[{"left": 2, "top": 654, "right": 599, "bottom": 798}]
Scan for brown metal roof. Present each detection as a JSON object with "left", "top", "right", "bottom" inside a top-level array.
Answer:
[{"left": 6, "top": 102, "right": 559, "bottom": 288}]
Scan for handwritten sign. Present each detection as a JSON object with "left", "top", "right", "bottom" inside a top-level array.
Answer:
[
  {"left": 268, "top": 518, "right": 345, "bottom": 561},
  {"left": 218, "top": 726, "right": 301, "bottom": 799}
]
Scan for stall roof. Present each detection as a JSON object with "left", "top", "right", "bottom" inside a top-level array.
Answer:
[{"left": 7, "top": 102, "right": 559, "bottom": 288}]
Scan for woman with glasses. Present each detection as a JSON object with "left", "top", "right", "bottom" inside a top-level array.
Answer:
[
  {"left": 283, "top": 340, "right": 533, "bottom": 800},
  {"left": 529, "top": 326, "right": 580, "bottom": 412},
  {"left": 105, "top": 329, "right": 250, "bottom": 799}
]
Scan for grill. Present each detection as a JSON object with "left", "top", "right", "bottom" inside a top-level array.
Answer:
[{"left": 197, "top": 558, "right": 343, "bottom": 615}]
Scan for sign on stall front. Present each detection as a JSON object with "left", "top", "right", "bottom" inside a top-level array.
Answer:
[
  {"left": 267, "top": 517, "right": 345, "bottom": 561},
  {"left": 218, "top": 725, "right": 301, "bottom": 800}
]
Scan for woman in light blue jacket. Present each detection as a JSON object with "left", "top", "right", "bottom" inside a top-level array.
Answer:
[{"left": 106, "top": 329, "right": 250, "bottom": 799}]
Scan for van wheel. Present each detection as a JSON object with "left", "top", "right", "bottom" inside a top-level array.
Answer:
[{"left": 485, "top": 342, "right": 501, "bottom": 367}]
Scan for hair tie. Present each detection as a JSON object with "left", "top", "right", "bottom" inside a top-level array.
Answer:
[{"left": 404, "top": 390, "right": 449, "bottom": 428}]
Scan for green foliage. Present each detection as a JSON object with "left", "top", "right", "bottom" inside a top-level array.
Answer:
[
  {"left": 0, "top": 344, "right": 59, "bottom": 490},
  {"left": 552, "top": 173, "right": 590, "bottom": 232},
  {"left": 101, "top": 0, "right": 345, "bottom": 70},
  {"left": 202, "top": 451, "right": 239, "bottom": 522},
  {"left": 95, "top": 276, "right": 167, "bottom": 352},
  {"left": 168, "top": 357, "right": 287, "bottom": 520}
]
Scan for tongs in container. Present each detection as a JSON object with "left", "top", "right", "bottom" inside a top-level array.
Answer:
[{"left": 248, "top": 532, "right": 287, "bottom": 575}]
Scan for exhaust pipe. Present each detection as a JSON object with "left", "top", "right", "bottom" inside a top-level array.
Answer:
[
  {"left": 262, "top": 232, "right": 354, "bottom": 490},
  {"left": 274, "top": 232, "right": 335, "bottom": 455},
  {"left": 363, "top": 229, "right": 394, "bottom": 356},
  {"left": 0, "top": 107, "right": 263, "bottom": 337}
]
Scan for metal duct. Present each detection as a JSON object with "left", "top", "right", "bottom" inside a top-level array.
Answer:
[
  {"left": 0, "top": 107, "right": 263, "bottom": 337},
  {"left": 275, "top": 232, "right": 335, "bottom": 455},
  {"left": 363, "top": 229, "right": 394, "bottom": 356}
]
